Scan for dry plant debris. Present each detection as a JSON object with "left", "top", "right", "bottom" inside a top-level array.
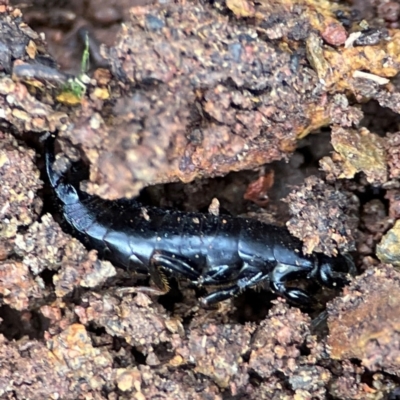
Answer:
[
  {"left": 376, "top": 220, "right": 400, "bottom": 265},
  {"left": 326, "top": 126, "right": 387, "bottom": 185}
]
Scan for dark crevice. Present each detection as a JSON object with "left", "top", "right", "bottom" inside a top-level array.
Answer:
[
  {"left": 86, "top": 323, "right": 107, "bottom": 337},
  {"left": 131, "top": 346, "right": 147, "bottom": 365},
  {"left": 0, "top": 305, "right": 50, "bottom": 340},
  {"left": 241, "top": 350, "right": 251, "bottom": 363},
  {"left": 297, "top": 340, "right": 311, "bottom": 357},
  {"left": 111, "top": 338, "right": 137, "bottom": 368},
  {"left": 157, "top": 278, "right": 183, "bottom": 312},
  {"left": 232, "top": 290, "right": 273, "bottom": 324},
  {"left": 360, "top": 368, "right": 375, "bottom": 387},
  {"left": 38, "top": 269, "right": 57, "bottom": 289},
  {"left": 152, "top": 342, "right": 174, "bottom": 364},
  {"left": 360, "top": 100, "right": 400, "bottom": 136}
]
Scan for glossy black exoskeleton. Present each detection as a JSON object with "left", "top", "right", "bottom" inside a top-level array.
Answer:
[{"left": 45, "top": 136, "right": 355, "bottom": 306}]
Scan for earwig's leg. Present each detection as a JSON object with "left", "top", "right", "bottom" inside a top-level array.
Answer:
[
  {"left": 269, "top": 263, "right": 312, "bottom": 305},
  {"left": 317, "top": 264, "right": 347, "bottom": 288},
  {"left": 201, "top": 270, "right": 266, "bottom": 305},
  {"left": 199, "top": 263, "right": 264, "bottom": 286},
  {"left": 116, "top": 255, "right": 170, "bottom": 297},
  {"left": 151, "top": 252, "right": 199, "bottom": 280},
  {"left": 141, "top": 251, "right": 200, "bottom": 297},
  {"left": 315, "top": 254, "right": 355, "bottom": 289},
  {"left": 270, "top": 283, "right": 311, "bottom": 304},
  {"left": 127, "top": 265, "right": 170, "bottom": 297},
  {"left": 195, "top": 265, "right": 232, "bottom": 286},
  {"left": 200, "top": 286, "right": 240, "bottom": 305}
]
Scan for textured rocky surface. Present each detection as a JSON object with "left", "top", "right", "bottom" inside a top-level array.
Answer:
[{"left": 2, "top": 0, "right": 400, "bottom": 398}]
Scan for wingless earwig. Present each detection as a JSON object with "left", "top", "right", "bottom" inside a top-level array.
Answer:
[{"left": 45, "top": 135, "right": 355, "bottom": 306}]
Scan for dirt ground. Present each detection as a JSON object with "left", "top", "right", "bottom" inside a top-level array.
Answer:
[{"left": 1, "top": 0, "right": 400, "bottom": 398}]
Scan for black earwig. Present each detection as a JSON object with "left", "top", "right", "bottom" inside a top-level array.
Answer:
[{"left": 45, "top": 136, "right": 355, "bottom": 306}]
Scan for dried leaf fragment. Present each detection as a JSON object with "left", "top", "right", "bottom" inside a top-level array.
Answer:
[
  {"left": 244, "top": 171, "right": 274, "bottom": 207},
  {"left": 306, "top": 32, "right": 331, "bottom": 82},
  {"left": 331, "top": 126, "right": 387, "bottom": 184},
  {"left": 377, "top": 220, "right": 400, "bottom": 266}
]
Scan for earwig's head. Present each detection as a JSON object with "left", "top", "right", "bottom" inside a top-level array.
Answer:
[{"left": 316, "top": 253, "right": 356, "bottom": 289}]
